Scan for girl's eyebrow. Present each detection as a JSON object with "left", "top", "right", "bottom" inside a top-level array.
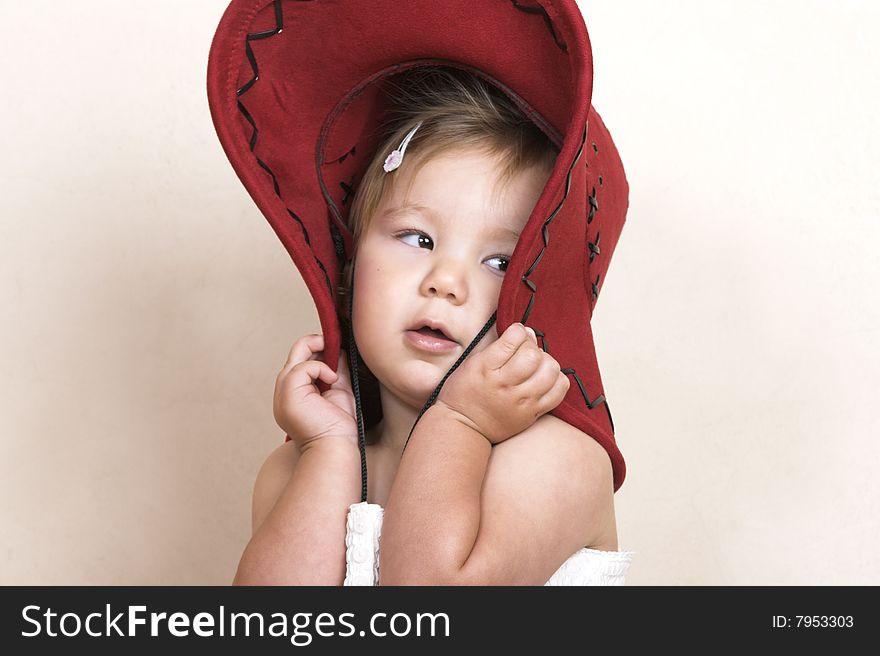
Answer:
[
  {"left": 383, "top": 203, "right": 521, "bottom": 241},
  {"left": 382, "top": 203, "right": 436, "bottom": 222}
]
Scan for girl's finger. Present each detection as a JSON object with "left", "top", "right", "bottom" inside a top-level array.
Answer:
[
  {"left": 486, "top": 323, "right": 532, "bottom": 372},
  {"left": 290, "top": 359, "right": 338, "bottom": 394},
  {"left": 503, "top": 339, "right": 545, "bottom": 385},
  {"left": 283, "top": 334, "right": 323, "bottom": 370},
  {"left": 537, "top": 370, "right": 570, "bottom": 411},
  {"left": 510, "top": 351, "right": 559, "bottom": 399},
  {"left": 331, "top": 350, "right": 353, "bottom": 391}
]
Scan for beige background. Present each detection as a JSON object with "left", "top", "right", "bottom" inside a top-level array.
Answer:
[{"left": 1, "top": 0, "right": 877, "bottom": 585}]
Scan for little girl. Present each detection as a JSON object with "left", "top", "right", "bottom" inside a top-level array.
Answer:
[{"left": 231, "top": 67, "right": 634, "bottom": 585}]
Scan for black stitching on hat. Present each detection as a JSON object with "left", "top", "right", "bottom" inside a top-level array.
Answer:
[
  {"left": 524, "top": 247, "right": 545, "bottom": 278},
  {"left": 587, "top": 186, "right": 598, "bottom": 223},
  {"left": 591, "top": 273, "right": 601, "bottom": 303},
  {"left": 588, "top": 231, "right": 601, "bottom": 263},
  {"left": 520, "top": 123, "right": 584, "bottom": 321},
  {"left": 515, "top": 124, "right": 613, "bottom": 429},
  {"left": 236, "top": 0, "right": 333, "bottom": 299},
  {"left": 287, "top": 209, "right": 310, "bottom": 246},
  {"left": 340, "top": 178, "right": 355, "bottom": 205},
  {"left": 315, "top": 258, "right": 333, "bottom": 297},
  {"left": 327, "top": 144, "right": 357, "bottom": 165},
  {"left": 532, "top": 326, "right": 548, "bottom": 352},
  {"left": 567, "top": 367, "right": 615, "bottom": 430},
  {"left": 236, "top": 0, "right": 284, "bottom": 98},
  {"left": 605, "top": 400, "right": 615, "bottom": 433},
  {"left": 523, "top": 294, "right": 536, "bottom": 323},
  {"left": 510, "top": 0, "right": 568, "bottom": 52},
  {"left": 598, "top": 174, "right": 603, "bottom": 186},
  {"left": 592, "top": 142, "right": 598, "bottom": 153},
  {"left": 562, "top": 368, "right": 605, "bottom": 410},
  {"left": 236, "top": 51, "right": 281, "bottom": 198}
]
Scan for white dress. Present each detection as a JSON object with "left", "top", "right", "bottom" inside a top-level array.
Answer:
[{"left": 343, "top": 501, "right": 634, "bottom": 586}]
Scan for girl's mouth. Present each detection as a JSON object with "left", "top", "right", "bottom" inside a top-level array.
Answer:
[{"left": 404, "top": 328, "right": 460, "bottom": 353}]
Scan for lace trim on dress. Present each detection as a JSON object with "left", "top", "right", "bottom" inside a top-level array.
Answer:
[{"left": 343, "top": 501, "right": 384, "bottom": 586}]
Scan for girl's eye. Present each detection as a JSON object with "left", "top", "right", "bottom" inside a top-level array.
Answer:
[
  {"left": 396, "top": 229, "right": 510, "bottom": 274},
  {"left": 397, "top": 230, "right": 433, "bottom": 250},
  {"left": 486, "top": 256, "right": 510, "bottom": 273}
]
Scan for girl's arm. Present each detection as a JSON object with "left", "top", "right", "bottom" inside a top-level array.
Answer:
[
  {"left": 378, "top": 403, "right": 492, "bottom": 584},
  {"left": 233, "top": 439, "right": 362, "bottom": 585},
  {"left": 379, "top": 404, "right": 611, "bottom": 586}
]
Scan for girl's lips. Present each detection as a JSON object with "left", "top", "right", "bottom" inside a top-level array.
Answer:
[{"left": 404, "top": 330, "right": 460, "bottom": 353}]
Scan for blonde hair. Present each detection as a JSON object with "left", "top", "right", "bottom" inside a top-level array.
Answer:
[{"left": 337, "top": 65, "right": 559, "bottom": 322}]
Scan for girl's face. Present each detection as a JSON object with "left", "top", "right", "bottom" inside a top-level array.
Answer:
[{"left": 352, "top": 146, "right": 549, "bottom": 410}]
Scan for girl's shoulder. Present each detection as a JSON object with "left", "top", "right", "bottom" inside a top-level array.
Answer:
[
  {"left": 484, "top": 413, "right": 617, "bottom": 550},
  {"left": 502, "top": 413, "right": 614, "bottom": 482}
]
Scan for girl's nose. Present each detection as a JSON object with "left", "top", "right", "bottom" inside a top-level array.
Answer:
[{"left": 421, "top": 260, "right": 468, "bottom": 304}]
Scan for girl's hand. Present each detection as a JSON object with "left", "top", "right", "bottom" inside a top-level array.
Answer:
[
  {"left": 435, "top": 323, "right": 569, "bottom": 445},
  {"left": 273, "top": 334, "right": 358, "bottom": 453}
]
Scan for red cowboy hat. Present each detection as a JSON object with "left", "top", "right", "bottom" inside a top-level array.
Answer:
[{"left": 207, "top": 0, "right": 630, "bottom": 494}]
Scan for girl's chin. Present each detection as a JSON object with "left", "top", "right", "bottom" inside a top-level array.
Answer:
[{"left": 380, "top": 371, "right": 444, "bottom": 401}]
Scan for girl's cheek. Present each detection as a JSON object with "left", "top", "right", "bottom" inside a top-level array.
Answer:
[{"left": 467, "top": 322, "right": 500, "bottom": 354}]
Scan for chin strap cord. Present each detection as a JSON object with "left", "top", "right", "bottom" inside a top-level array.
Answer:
[
  {"left": 346, "top": 257, "right": 369, "bottom": 504},
  {"left": 400, "top": 311, "right": 497, "bottom": 455}
]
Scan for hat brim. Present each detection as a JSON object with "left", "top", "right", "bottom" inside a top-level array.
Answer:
[{"left": 207, "top": 0, "right": 628, "bottom": 491}]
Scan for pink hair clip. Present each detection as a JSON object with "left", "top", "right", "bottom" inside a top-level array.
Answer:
[{"left": 383, "top": 121, "right": 423, "bottom": 173}]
